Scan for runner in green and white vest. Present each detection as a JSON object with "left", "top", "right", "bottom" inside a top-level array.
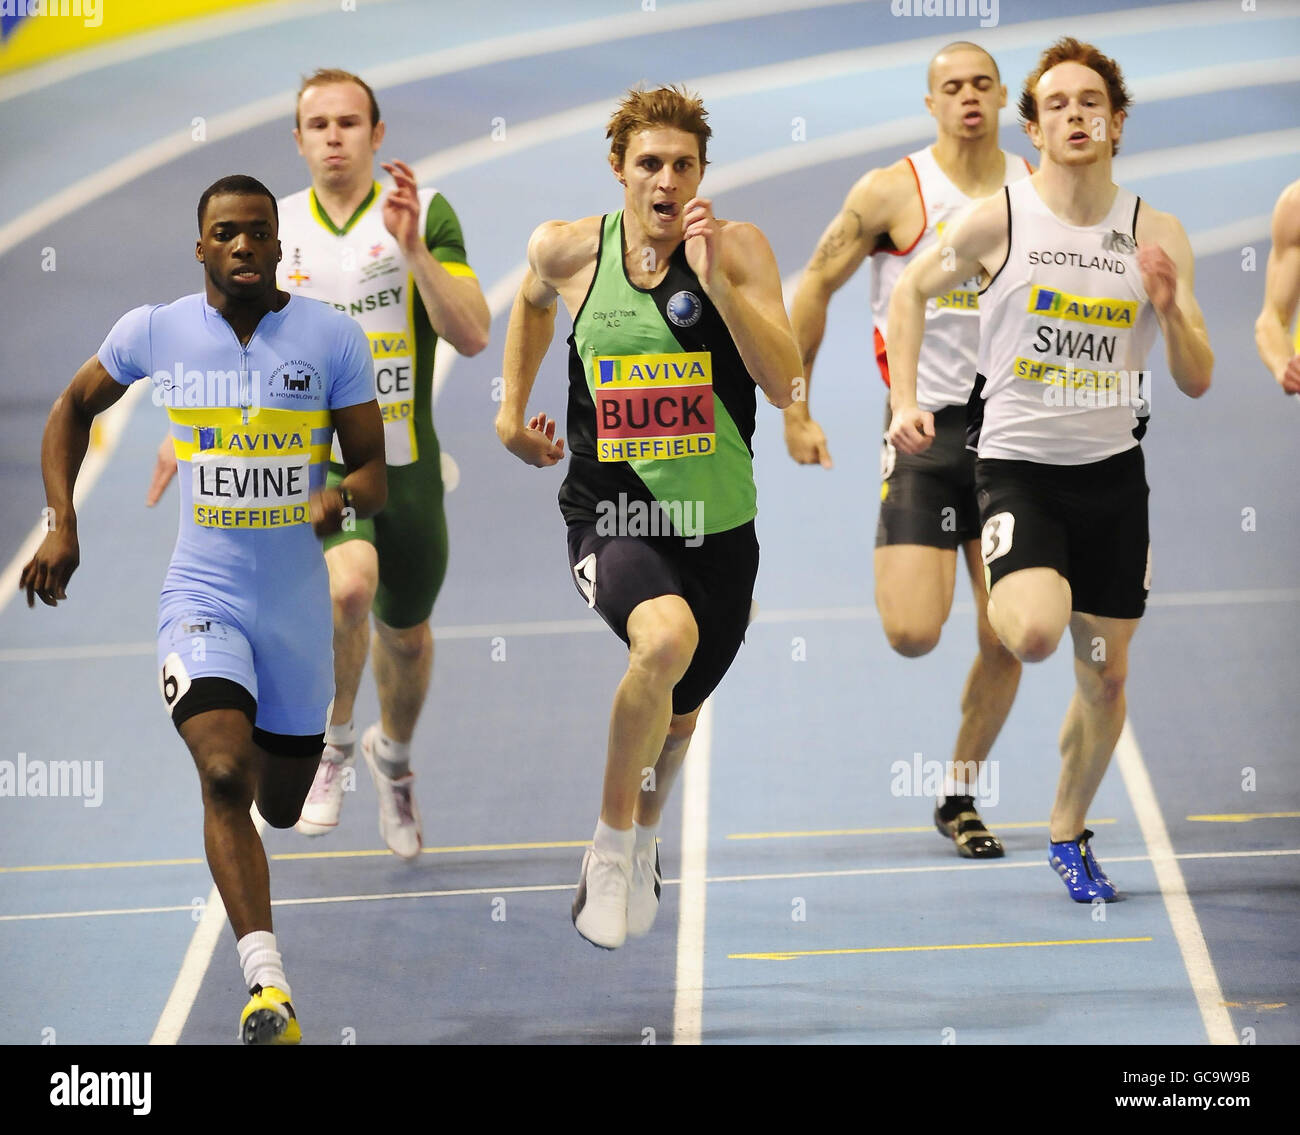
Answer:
[{"left": 284, "top": 70, "right": 489, "bottom": 858}]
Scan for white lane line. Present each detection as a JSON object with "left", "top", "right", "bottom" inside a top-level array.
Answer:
[
  {"left": 6, "top": 585, "right": 1299, "bottom": 662},
  {"left": 411, "top": 53, "right": 1300, "bottom": 194},
  {"left": 0, "top": 0, "right": 866, "bottom": 258},
  {"left": 673, "top": 699, "right": 713, "bottom": 1046},
  {"left": 0, "top": 381, "right": 146, "bottom": 620},
  {"left": 6, "top": 846, "right": 1296, "bottom": 922},
  {"left": 1146, "top": 588, "right": 1300, "bottom": 607},
  {"left": 149, "top": 809, "right": 266, "bottom": 1046},
  {"left": 5, "top": 8, "right": 1291, "bottom": 263},
  {"left": 1115, "top": 128, "right": 1300, "bottom": 184},
  {"left": 147, "top": 879, "right": 226, "bottom": 1045},
  {"left": 1191, "top": 215, "right": 1274, "bottom": 258},
  {"left": 1114, "top": 719, "right": 1237, "bottom": 1046}
]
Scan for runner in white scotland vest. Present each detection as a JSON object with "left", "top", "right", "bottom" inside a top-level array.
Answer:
[
  {"left": 975, "top": 178, "right": 1157, "bottom": 463},
  {"left": 882, "top": 39, "right": 1212, "bottom": 906},
  {"left": 870, "top": 145, "right": 1030, "bottom": 411}
]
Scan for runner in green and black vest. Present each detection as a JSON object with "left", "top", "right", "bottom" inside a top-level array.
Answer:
[{"left": 497, "top": 86, "right": 801, "bottom": 950}]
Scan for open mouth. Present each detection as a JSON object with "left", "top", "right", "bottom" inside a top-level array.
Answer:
[
  {"left": 1068, "top": 130, "right": 1089, "bottom": 143},
  {"left": 232, "top": 269, "right": 261, "bottom": 283},
  {"left": 963, "top": 110, "right": 983, "bottom": 126},
  {"left": 653, "top": 202, "right": 679, "bottom": 220}
]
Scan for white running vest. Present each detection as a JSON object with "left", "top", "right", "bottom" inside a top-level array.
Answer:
[
  {"left": 975, "top": 178, "right": 1158, "bottom": 464},
  {"left": 277, "top": 183, "right": 438, "bottom": 467},
  {"left": 869, "top": 147, "right": 1030, "bottom": 411}
]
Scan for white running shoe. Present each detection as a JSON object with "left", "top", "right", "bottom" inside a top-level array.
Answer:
[
  {"left": 295, "top": 744, "right": 353, "bottom": 836},
  {"left": 360, "top": 725, "right": 423, "bottom": 862},
  {"left": 572, "top": 847, "right": 632, "bottom": 949},
  {"left": 626, "top": 842, "right": 662, "bottom": 938}
]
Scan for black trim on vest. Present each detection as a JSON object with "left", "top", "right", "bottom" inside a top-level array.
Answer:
[
  {"left": 570, "top": 214, "right": 606, "bottom": 329},
  {"left": 979, "top": 187, "right": 1012, "bottom": 295}
]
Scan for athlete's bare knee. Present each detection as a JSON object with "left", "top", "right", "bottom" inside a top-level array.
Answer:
[
  {"left": 331, "top": 574, "right": 374, "bottom": 627},
  {"left": 257, "top": 795, "right": 303, "bottom": 830},
  {"left": 1004, "top": 625, "right": 1060, "bottom": 664},
  {"left": 375, "top": 619, "right": 430, "bottom": 660},
  {"left": 667, "top": 710, "right": 700, "bottom": 742},
  {"left": 629, "top": 618, "right": 698, "bottom": 687},
  {"left": 884, "top": 619, "right": 942, "bottom": 658},
  {"left": 1079, "top": 663, "right": 1127, "bottom": 706},
  {"left": 199, "top": 758, "right": 255, "bottom": 812}
]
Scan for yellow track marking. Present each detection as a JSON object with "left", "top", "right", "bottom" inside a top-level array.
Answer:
[
  {"left": 1186, "top": 811, "right": 1300, "bottom": 823},
  {"left": 1, "top": 838, "right": 590, "bottom": 874},
  {"left": 731, "top": 936, "right": 1153, "bottom": 961},
  {"left": 727, "top": 818, "right": 1117, "bottom": 841}
]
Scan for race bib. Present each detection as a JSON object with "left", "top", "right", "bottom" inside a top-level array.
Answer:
[
  {"left": 189, "top": 419, "right": 315, "bottom": 529},
  {"left": 592, "top": 351, "right": 715, "bottom": 462},
  {"left": 371, "top": 330, "right": 418, "bottom": 466},
  {"left": 329, "top": 330, "right": 419, "bottom": 467}
]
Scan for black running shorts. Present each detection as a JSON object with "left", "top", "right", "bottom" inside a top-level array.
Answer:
[
  {"left": 974, "top": 445, "right": 1150, "bottom": 619},
  {"left": 172, "top": 677, "right": 325, "bottom": 758},
  {"left": 876, "top": 403, "right": 981, "bottom": 549},
  {"left": 566, "top": 521, "right": 759, "bottom": 716}
]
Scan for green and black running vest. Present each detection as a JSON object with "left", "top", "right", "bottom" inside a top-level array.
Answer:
[{"left": 559, "top": 211, "right": 758, "bottom": 536}]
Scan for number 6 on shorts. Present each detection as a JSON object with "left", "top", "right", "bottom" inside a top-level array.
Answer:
[{"left": 159, "top": 651, "right": 193, "bottom": 711}]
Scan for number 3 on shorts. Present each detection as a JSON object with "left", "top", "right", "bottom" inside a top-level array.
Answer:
[
  {"left": 159, "top": 651, "right": 193, "bottom": 710},
  {"left": 981, "top": 512, "right": 1015, "bottom": 566}
]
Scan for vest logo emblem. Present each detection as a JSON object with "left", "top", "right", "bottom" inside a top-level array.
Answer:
[
  {"left": 666, "top": 290, "right": 702, "bottom": 328},
  {"left": 1104, "top": 230, "right": 1136, "bottom": 255},
  {"left": 287, "top": 247, "right": 310, "bottom": 287}
]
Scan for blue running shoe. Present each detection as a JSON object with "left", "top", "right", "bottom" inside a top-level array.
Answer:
[{"left": 1049, "top": 828, "right": 1117, "bottom": 902}]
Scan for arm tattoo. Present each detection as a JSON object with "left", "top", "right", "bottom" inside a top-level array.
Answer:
[{"left": 811, "top": 208, "right": 863, "bottom": 269}]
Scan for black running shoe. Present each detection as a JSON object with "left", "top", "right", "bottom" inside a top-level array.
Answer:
[{"left": 934, "top": 796, "right": 1005, "bottom": 859}]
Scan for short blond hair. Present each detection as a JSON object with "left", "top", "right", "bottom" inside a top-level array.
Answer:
[
  {"left": 606, "top": 85, "right": 711, "bottom": 169},
  {"left": 296, "top": 68, "right": 380, "bottom": 129}
]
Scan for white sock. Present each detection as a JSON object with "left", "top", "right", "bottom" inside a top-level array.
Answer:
[
  {"left": 633, "top": 820, "right": 658, "bottom": 853},
  {"left": 237, "top": 931, "right": 290, "bottom": 999},
  {"left": 943, "top": 764, "right": 977, "bottom": 799},
  {"left": 373, "top": 730, "right": 412, "bottom": 779},
  {"left": 594, "top": 818, "right": 634, "bottom": 859},
  {"left": 325, "top": 720, "right": 356, "bottom": 753}
]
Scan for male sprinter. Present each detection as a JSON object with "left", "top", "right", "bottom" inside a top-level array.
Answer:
[
  {"left": 497, "top": 86, "right": 800, "bottom": 948},
  {"left": 151, "top": 70, "right": 489, "bottom": 859},
  {"left": 786, "top": 42, "right": 1028, "bottom": 858},
  {"left": 1255, "top": 177, "right": 1300, "bottom": 395},
  {"left": 886, "top": 38, "right": 1211, "bottom": 901},
  {"left": 22, "top": 176, "right": 385, "bottom": 1040}
]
